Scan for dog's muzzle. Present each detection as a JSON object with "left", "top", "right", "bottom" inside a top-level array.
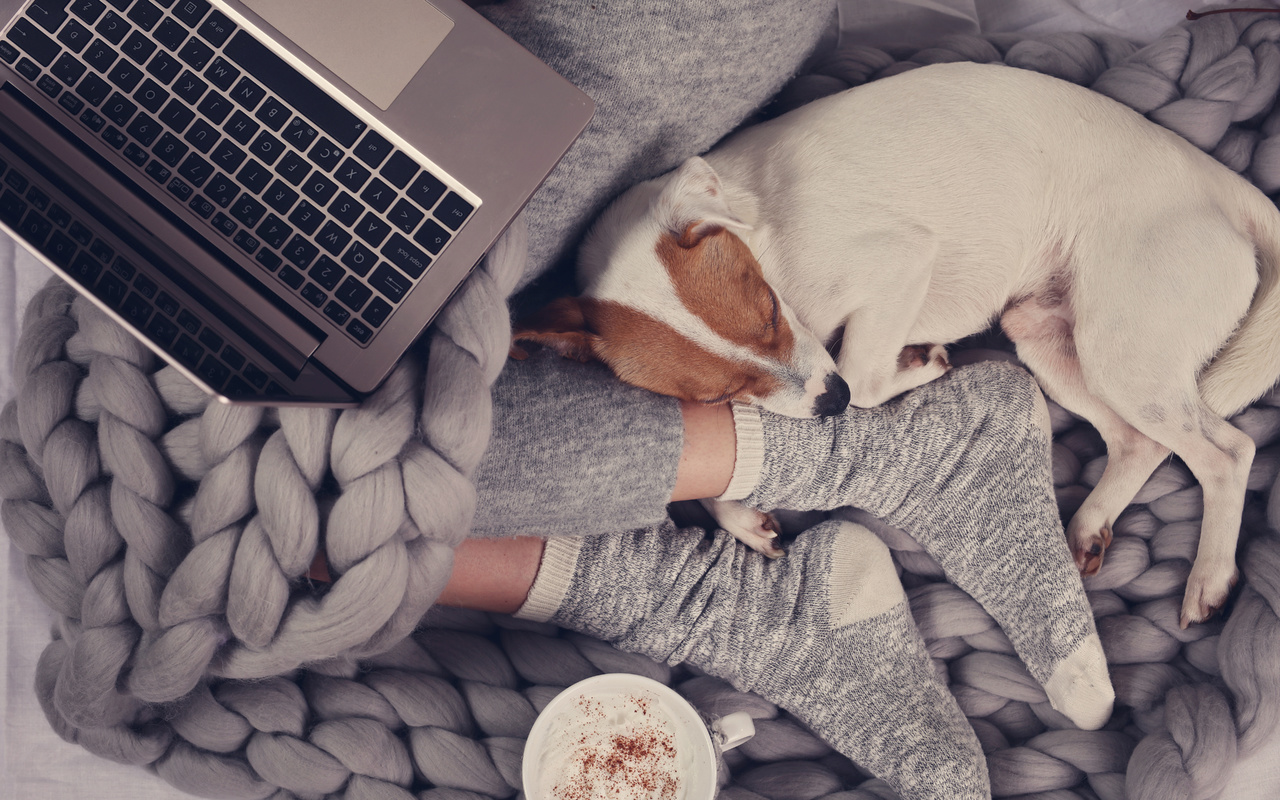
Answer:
[{"left": 812, "top": 372, "right": 851, "bottom": 417}]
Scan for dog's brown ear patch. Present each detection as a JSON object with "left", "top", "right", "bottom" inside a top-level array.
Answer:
[{"left": 511, "top": 296, "right": 600, "bottom": 362}]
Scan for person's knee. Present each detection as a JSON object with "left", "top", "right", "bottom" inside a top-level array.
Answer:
[{"left": 944, "top": 360, "right": 1052, "bottom": 461}]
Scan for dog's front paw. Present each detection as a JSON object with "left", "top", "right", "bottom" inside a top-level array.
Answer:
[
  {"left": 897, "top": 344, "right": 951, "bottom": 375},
  {"left": 1067, "top": 520, "right": 1112, "bottom": 576},
  {"left": 1181, "top": 562, "right": 1239, "bottom": 628},
  {"left": 701, "top": 498, "right": 785, "bottom": 558}
]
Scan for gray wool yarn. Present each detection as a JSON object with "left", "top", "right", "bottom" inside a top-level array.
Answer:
[{"left": 8, "top": 4, "right": 1280, "bottom": 800}]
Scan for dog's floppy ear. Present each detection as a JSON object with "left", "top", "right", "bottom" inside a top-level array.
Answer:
[
  {"left": 654, "top": 156, "right": 751, "bottom": 248},
  {"left": 510, "top": 296, "right": 601, "bottom": 362}
]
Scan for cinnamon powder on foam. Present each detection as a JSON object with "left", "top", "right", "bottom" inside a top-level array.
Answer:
[{"left": 548, "top": 694, "right": 683, "bottom": 800}]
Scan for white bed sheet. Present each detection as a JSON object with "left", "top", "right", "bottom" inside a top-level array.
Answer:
[{"left": 4, "top": 2, "right": 1278, "bottom": 798}]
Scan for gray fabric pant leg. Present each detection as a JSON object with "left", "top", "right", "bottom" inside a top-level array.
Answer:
[
  {"left": 478, "top": 0, "right": 839, "bottom": 287},
  {"left": 470, "top": 349, "right": 683, "bottom": 539},
  {"left": 470, "top": 1, "right": 836, "bottom": 538}
]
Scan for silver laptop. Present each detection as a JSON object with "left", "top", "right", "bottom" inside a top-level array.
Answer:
[{"left": 0, "top": 0, "right": 593, "bottom": 406}]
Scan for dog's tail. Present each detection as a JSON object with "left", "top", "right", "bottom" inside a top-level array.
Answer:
[{"left": 1198, "top": 186, "right": 1280, "bottom": 417}]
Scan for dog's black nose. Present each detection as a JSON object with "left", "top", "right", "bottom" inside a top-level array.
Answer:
[{"left": 812, "top": 373, "right": 850, "bottom": 417}]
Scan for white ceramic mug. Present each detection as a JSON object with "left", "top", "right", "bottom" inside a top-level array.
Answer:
[{"left": 522, "top": 673, "right": 755, "bottom": 800}]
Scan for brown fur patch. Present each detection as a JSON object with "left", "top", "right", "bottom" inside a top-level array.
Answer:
[
  {"left": 583, "top": 298, "right": 783, "bottom": 404},
  {"left": 656, "top": 227, "right": 796, "bottom": 363}
]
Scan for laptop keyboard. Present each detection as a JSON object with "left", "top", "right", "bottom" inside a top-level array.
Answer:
[
  {"left": 0, "top": 150, "right": 281, "bottom": 397},
  {"left": 1, "top": 0, "right": 477, "bottom": 347}
]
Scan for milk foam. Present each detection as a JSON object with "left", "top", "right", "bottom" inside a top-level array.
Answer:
[{"left": 532, "top": 688, "right": 697, "bottom": 800}]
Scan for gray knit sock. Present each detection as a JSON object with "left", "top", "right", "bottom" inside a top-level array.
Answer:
[
  {"left": 730, "top": 361, "right": 1114, "bottom": 730},
  {"left": 518, "top": 520, "right": 991, "bottom": 800}
]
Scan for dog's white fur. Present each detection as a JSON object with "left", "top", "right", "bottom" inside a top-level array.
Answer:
[{"left": 535, "top": 62, "right": 1280, "bottom": 626}]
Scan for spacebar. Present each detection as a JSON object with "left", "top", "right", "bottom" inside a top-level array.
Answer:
[{"left": 223, "top": 31, "right": 367, "bottom": 148}]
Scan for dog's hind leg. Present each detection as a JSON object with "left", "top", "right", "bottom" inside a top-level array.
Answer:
[{"left": 1002, "top": 302, "right": 1171, "bottom": 578}]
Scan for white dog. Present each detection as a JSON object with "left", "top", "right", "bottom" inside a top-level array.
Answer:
[{"left": 513, "top": 62, "right": 1280, "bottom": 627}]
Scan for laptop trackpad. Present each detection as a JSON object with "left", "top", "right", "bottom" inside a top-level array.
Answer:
[{"left": 240, "top": 0, "right": 453, "bottom": 111}]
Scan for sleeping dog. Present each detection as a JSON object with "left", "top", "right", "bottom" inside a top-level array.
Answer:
[{"left": 512, "top": 62, "right": 1280, "bottom": 628}]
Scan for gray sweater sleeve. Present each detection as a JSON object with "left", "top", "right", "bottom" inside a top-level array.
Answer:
[{"left": 470, "top": 348, "right": 684, "bottom": 538}]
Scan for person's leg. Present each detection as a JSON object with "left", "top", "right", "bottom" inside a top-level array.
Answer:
[
  {"left": 514, "top": 519, "right": 991, "bottom": 800},
  {"left": 732, "top": 360, "right": 1115, "bottom": 730}
]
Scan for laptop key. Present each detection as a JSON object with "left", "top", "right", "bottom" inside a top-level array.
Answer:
[
  {"left": 263, "top": 180, "right": 298, "bottom": 214},
  {"left": 146, "top": 314, "right": 180, "bottom": 348},
  {"left": 323, "top": 301, "right": 349, "bottom": 326},
  {"left": 307, "top": 137, "right": 342, "bottom": 172},
  {"left": 173, "top": 333, "right": 203, "bottom": 367},
  {"left": 359, "top": 177, "right": 393, "bottom": 213},
  {"left": 83, "top": 38, "right": 116, "bottom": 71},
  {"left": 210, "top": 211, "right": 235, "bottom": 236},
  {"left": 369, "top": 263, "right": 408, "bottom": 303},
  {"left": 299, "top": 282, "right": 325, "bottom": 307},
  {"left": 346, "top": 318, "right": 373, "bottom": 343},
  {"left": 14, "top": 57, "right": 40, "bottom": 81},
  {"left": 53, "top": 53, "right": 88, "bottom": 85},
  {"left": 204, "top": 173, "right": 237, "bottom": 207},
  {"left": 146, "top": 50, "right": 181, "bottom": 83},
  {"left": 27, "top": 0, "right": 69, "bottom": 33},
  {"left": 127, "top": 0, "right": 163, "bottom": 31},
  {"left": 230, "top": 76, "right": 265, "bottom": 110},
  {"left": 380, "top": 151, "right": 418, "bottom": 189},
  {"left": 158, "top": 98, "right": 194, "bottom": 131},
  {"left": 57, "top": 20, "right": 94, "bottom": 54},
  {"left": 0, "top": 41, "right": 16, "bottom": 64},
  {"left": 302, "top": 172, "right": 338, "bottom": 205},
  {"left": 182, "top": 118, "right": 217, "bottom": 152},
  {"left": 237, "top": 159, "right": 271, "bottom": 193},
  {"left": 196, "top": 91, "right": 232, "bottom": 124},
  {"left": 9, "top": 18, "right": 60, "bottom": 66},
  {"left": 435, "top": 192, "right": 475, "bottom": 230},
  {"left": 209, "top": 139, "right": 246, "bottom": 172},
  {"left": 407, "top": 171, "right": 446, "bottom": 211},
  {"left": 197, "top": 10, "right": 235, "bottom": 48},
  {"left": 362, "top": 297, "right": 392, "bottom": 327},
  {"left": 94, "top": 12, "right": 129, "bottom": 46},
  {"left": 77, "top": 72, "right": 111, "bottom": 105},
  {"left": 101, "top": 125, "right": 127, "bottom": 149},
  {"left": 389, "top": 198, "right": 423, "bottom": 234},
  {"left": 204, "top": 56, "right": 238, "bottom": 91},
  {"left": 37, "top": 74, "right": 62, "bottom": 99},
  {"left": 195, "top": 354, "right": 230, "bottom": 389},
  {"left": 68, "top": 251, "right": 104, "bottom": 283},
  {"left": 96, "top": 271, "right": 127, "bottom": 306},
  {"left": 153, "top": 18, "right": 186, "bottom": 50},
  {"left": 354, "top": 129, "right": 392, "bottom": 169},
  {"left": 354, "top": 213, "right": 390, "bottom": 247},
  {"left": 230, "top": 194, "right": 265, "bottom": 226},
  {"left": 255, "top": 97, "right": 289, "bottom": 131},
  {"left": 144, "top": 158, "right": 170, "bottom": 183},
  {"left": 277, "top": 264, "right": 304, "bottom": 289},
  {"left": 123, "top": 141, "right": 149, "bottom": 167},
  {"left": 177, "top": 152, "right": 212, "bottom": 185},
  {"left": 165, "top": 175, "right": 192, "bottom": 200},
  {"left": 255, "top": 214, "right": 291, "bottom": 248},
  {"left": 222, "top": 109, "right": 258, "bottom": 144},
  {"left": 176, "top": 35, "right": 211, "bottom": 69},
  {"left": 335, "top": 275, "right": 371, "bottom": 311},
  {"left": 340, "top": 240, "right": 376, "bottom": 276},
  {"left": 380, "top": 233, "right": 430, "bottom": 278},
  {"left": 283, "top": 235, "right": 318, "bottom": 269},
  {"left": 288, "top": 199, "right": 322, "bottom": 235},
  {"left": 308, "top": 255, "right": 343, "bottom": 290},
  {"left": 275, "top": 151, "right": 310, "bottom": 186},
  {"left": 155, "top": 291, "right": 179, "bottom": 316},
  {"left": 413, "top": 218, "right": 450, "bottom": 254},
  {"left": 328, "top": 191, "right": 362, "bottom": 227},
  {"left": 133, "top": 78, "right": 168, "bottom": 112},
  {"left": 335, "top": 157, "right": 369, "bottom": 192},
  {"left": 172, "top": 69, "right": 205, "bottom": 103},
  {"left": 173, "top": 0, "right": 209, "bottom": 27},
  {"left": 126, "top": 112, "right": 160, "bottom": 145},
  {"left": 79, "top": 109, "right": 106, "bottom": 130},
  {"left": 120, "top": 291, "right": 152, "bottom": 326},
  {"left": 70, "top": 0, "right": 107, "bottom": 25},
  {"left": 315, "top": 220, "right": 350, "bottom": 255},
  {"left": 152, "top": 132, "right": 187, "bottom": 166},
  {"left": 121, "top": 30, "right": 156, "bottom": 64},
  {"left": 107, "top": 60, "right": 143, "bottom": 92},
  {"left": 188, "top": 194, "right": 214, "bottom": 219}
]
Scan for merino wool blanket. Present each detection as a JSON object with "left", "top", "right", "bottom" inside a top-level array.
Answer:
[{"left": 7, "top": 7, "right": 1280, "bottom": 800}]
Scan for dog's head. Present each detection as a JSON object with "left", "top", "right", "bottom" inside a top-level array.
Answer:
[{"left": 512, "top": 157, "right": 849, "bottom": 418}]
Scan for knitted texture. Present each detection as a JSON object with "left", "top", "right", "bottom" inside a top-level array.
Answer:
[{"left": 6, "top": 5, "right": 1280, "bottom": 800}]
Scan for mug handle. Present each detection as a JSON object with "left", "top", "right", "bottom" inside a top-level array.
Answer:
[{"left": 711, "top": 711, "right": 755, "bottom": 752}]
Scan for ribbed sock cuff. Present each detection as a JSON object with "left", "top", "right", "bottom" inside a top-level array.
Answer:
[
  {"left": 514, "top": 536, "right": 584, "bottom": 622},
  {"left": 717, "top": 402, "right": 765, "bottom": 501}
]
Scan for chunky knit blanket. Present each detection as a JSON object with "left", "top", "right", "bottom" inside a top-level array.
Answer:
[{"left": 7, "top": 7, "right": 1280, "bottom": 800}]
